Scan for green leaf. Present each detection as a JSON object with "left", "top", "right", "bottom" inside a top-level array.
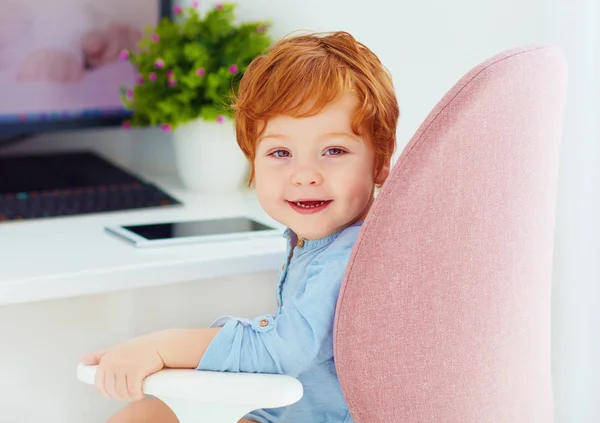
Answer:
[{"left": 120, "top": 2, "right": 272, "bottom": 129}]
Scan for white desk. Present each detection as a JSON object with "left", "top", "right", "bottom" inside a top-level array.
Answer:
[
  {"left": 0, "top": 179, "right": 287, "bottom": 423},
  {"left": 0, "top": 178, "right": 287, "bottom": 306}
]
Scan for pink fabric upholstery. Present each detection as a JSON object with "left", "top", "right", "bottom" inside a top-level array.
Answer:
[{"left": 334, "top": 46, "right": 568, "bottom": 422}]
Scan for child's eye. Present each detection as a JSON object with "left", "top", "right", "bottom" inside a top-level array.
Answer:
[
  {"left": 324, "top": 148, "right": 346, "bottom": 156},
  {"left": 270, "top": 149, "right": 291, "bottom": 158}
]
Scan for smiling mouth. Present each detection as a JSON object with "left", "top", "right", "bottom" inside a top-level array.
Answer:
[
  {"left": 286, "top": 199, "right": 333, "bottom": 214},
  {"left": 292, "top": 200, "right": 329, "bottom": 208}
]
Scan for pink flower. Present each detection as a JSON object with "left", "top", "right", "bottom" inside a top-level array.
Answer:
[
  {"left": 161, "top": 124, "right": 172, "bottom": 133},
  {"left": 166, "top": 70, "right": 173, "bottom": 78},
  {"left": 136, "top": 75, "right": 144, "bottom": 84},
  {"left": 256, "top": 25, "right": 266, "bottom": 33},
  {"left": 168, "top": 78, "right": 177, "bottom": 87},
  {"left": 155, "top": 58, "right": 165, "bottom": 69},
  {"left": 192, "top": 1, "right": 199, "bottom": 7},
  {"left": 196, "top": 67, "right": 205, "bottom": 77},
  {"left": 216, "top": 115, "right": 225, "bottom": 123},
  {"left": 174, "top": 5, "right": 183, "bottom": 15},
  {"left": 215, "top": 3, "right": 223, "bottom": 10},
  {"left": 151, "top": 33, "right": 160, "bottom": 43},
  {"left": 122, "top": 121, "right": 131, "bottom": 130},
  {"left": 126, "top": 89, "right": 134, "bottom": 99},
  {"left": 119, "top": 50, "right": 129, "bottom": 60},
  {"left": 149, "top": 72, "right": 157, "bottom": 81},
  {"left": 228, "top": 64, "right": 238, "bottom": 74}
]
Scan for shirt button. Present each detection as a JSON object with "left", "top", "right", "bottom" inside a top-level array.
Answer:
[
  {"left": 259, "top": 319, "right": 269, "bottom": 327},
  {"left": 281, "top": 264, "right": 284, "bottom": 270},
  {"left": 297, "top": 239, "right": 305, "bottom": 247}
]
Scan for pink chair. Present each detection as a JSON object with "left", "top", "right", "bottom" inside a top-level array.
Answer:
[
  {"left": 335, "top": 44, "right": 567, "bottom": 422},
  {"left": 77, "top": 44, "right": 568, "bottom": 422}
]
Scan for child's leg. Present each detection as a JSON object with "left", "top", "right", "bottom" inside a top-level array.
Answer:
[
  {"left": 106, "top": 397, "right": 177, "bottom": 423},
  {"left": 106, "top": 397, "right": 258, "bottom": 423}
]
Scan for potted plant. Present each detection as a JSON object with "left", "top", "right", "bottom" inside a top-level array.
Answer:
[{"left": 120, "top": 2, "right": 272, "bottom": 192}]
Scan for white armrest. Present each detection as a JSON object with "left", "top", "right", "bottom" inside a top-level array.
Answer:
[{"left": 77, "top": 364, "right": 303, "bottom": 422}]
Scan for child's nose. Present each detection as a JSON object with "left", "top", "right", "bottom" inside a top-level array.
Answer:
[{"left": 290, "top": 166, "right": 323, "bottom": 186}]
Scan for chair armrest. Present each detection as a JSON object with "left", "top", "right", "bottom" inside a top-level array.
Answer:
[{"left": 77, "top": 364, "right": 303, "bottom": 409}]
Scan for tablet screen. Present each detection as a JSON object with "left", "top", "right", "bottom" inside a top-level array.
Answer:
[{"left": 123, "top": 217, "right": 275, "bottom": 240}]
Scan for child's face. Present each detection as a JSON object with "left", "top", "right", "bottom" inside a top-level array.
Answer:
[{"left": 254, "top": 93, "right": 388, "bottom": 240}]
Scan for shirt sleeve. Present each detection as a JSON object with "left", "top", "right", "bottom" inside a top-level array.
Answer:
[{"left": 196, "top": 252, "right": 349, "bottom": 377}]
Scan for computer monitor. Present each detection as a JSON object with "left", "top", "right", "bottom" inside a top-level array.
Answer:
[{"left": 0, "top": 0, "right": 172, "bottom": 137}]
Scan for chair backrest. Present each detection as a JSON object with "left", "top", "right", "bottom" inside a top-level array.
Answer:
[{"left": 334, "top": 45, "right": 568, "bottom": 422}]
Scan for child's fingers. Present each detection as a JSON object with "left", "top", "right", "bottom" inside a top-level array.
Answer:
[
  {"left": 66, "top": 58, "right": 83, "bottom": 82},
  {"left": 127, "top": 373, "right": 145, "bottom": 401},
  {"left": 105, "top": 31, "right": 125, "bottom": 63},
  {"left": 104, "top": 370, "right": 119, "bottom": 400},
  {"left": 113, "top": 372, "right": 131, "bottom": 402},
  {"left": 79, "top": 349, "right": 107, "bottom": 365},
  {"left": 94, "top": 366, "right": 110, "bottom": 399}
]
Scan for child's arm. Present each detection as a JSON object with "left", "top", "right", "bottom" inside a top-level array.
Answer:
[
  {"left": 80, "top": 328, "right": 221, "bottom": 402},
  {"left": 197, "top": 253, "right": 350, "bottom": 377},
  {"left": 157, "top": 328, "right": 222, "bottom": 368},
  {"left": 81, "top": 249, "right": 350, "bottom": 402}
]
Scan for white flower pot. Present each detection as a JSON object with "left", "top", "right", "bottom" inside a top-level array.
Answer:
[{"left": 172, "top": 118, "right": 248, "bottom": 193}]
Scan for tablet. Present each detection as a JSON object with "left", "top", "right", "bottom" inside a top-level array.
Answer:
[{"left": 105, "top": 217, "right": 279, "bottom": 247}]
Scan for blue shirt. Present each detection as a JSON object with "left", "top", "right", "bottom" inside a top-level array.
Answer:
[{"left": 197, "top": 222, "right": 362, "bottom": 423}]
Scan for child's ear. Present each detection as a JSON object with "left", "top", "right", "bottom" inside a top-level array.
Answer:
[{"left": 374, "top": 164, "right": 390, "bottom": 186}]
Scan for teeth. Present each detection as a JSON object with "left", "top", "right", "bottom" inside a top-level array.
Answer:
[{"left": 295, "top": 201, "right": 326, "bottom": 208}]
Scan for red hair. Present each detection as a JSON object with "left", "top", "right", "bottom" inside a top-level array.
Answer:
[{"left": 232, "top": 31, "right": 400, "bottom": 184}]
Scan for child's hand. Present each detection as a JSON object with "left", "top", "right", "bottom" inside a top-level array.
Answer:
[
  {"left": 82, "top": 22, "right": 141, "bottom": 69},
  {"left": 16, "top": 48, "right": 83, "bottom": 82},
  {"left": 79, "top": 335, "right": 165, "bottom": 402}
]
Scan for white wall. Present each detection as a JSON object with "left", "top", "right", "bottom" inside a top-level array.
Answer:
[
  {"left": 543, "top": 1, "right": 600, "bottom": 422},
  {"left": 2, "top": 1, "right": 598, "bottom": 422}
]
